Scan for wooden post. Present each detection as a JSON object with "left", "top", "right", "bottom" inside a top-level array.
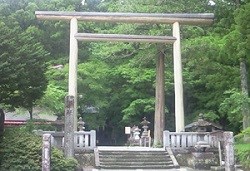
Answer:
[
  {"left": 64, "top": 95, "right": 75, "bottom": 157},
  {"left": 68, "top": 18, "right": 78, "bottom": 130},
  {"left": 42, "top": 134, "right": 51, "bottom": 171},
  {"left": 218, "top": 141, "right": 222, "bottom": 166},
  {"left": 173, "top": 22, "right": 185, "bottom": 132},
  {"left": 154, "top": 46, "right": 165, "bottom": 146}
]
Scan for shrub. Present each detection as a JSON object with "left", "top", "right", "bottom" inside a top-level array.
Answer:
[
  {"left": 0, "top": 127, "right": 78, "bottom": 171},
  {"left": 51, "top": 148, "right": 78, "bottom": 171},
  {"left": 235, "top": 143, "right": 250, "bottom": 169},
  {"left": 0, "top": 128, "right": 41, "bottom": 171},
  {"left": 235, "top": 127, "right": 250, "bottom": 170}
]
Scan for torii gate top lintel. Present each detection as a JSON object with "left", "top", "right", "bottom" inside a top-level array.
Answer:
[{"left": 35, "top": 11, "right": 214, "bottom": 25}]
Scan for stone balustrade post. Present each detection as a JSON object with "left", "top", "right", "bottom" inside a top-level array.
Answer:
[
  {"left": 42, "top": 134, "right": 51, "bottom": 171},
  {"left": 224, "top": 131, "right": 235, "bottom": 171},
  {"left": 90, "top": 130, "right": 96, "bottom": 148},
  {"left": 163, "top": 130, "right": 170, "bottom": 148}
]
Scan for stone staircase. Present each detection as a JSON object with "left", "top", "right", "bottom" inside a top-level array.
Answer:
[{"left": 94, "top": 146, "right": 180, "bottom": 170}]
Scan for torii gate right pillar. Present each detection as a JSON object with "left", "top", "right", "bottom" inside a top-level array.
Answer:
[{"left": 173, "top": 22, "right": 185, "bottom": 132}]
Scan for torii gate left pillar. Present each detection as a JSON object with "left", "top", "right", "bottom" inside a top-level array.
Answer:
[{"left": 68, "top": 18, "right": 78, "bottom": 130}]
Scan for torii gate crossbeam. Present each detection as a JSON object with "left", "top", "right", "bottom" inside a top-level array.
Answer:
[
  {"left": 36, "top": 11, "right": 214, "bottom": 25},
  {"left": 35, "top": 11, "right": 214, "bottom": 144}
]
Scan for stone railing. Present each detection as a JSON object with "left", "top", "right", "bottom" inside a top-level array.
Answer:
[
  {"left": 35, "top": 130, "right": 96, "bottom": 151},
  {"left": 74, "top": 131, "right": 96, "bottom": 150},
  {"left": 163, "top": 130, "right": 235, "bottom": 171},
  {"left": 163, "top": 130, "right": 222, "bottom": 149}
]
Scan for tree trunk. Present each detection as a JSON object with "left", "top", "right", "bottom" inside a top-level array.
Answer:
[
  {"left": 0, "top": 109, "right": 5, "bottom": 136},
  {"left": 240, "top": 58, "right": 250, "bottom": 141},
  {"left": 29, "top": 108, "right": 33, "bottom": 120},
  {"left": 153, "top": 45, "right": 165, "bottom": 146},
  {"left": 235, "top": 0, "right": 241, "bottom": 7}
]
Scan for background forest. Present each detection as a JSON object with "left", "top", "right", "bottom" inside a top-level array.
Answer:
[{"left": 0, "top": 0, "right": 250, "bottom": 145}]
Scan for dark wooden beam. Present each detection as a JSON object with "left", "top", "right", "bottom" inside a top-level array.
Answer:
[
  {"left": 75, "top": 33, "right": 176, "bottom": 43},
  {"left": 35, "top": 11, "right": 214, "bottom": 25}
]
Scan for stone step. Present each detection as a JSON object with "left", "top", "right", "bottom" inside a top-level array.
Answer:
[
  {"left": 99, "top": 152, "right": 170, "bottom": 157},
  {"left": 99, "top": 150, "right": 168, "bottom": 154},
  {"left": 95, "top": 147, "right": 180, "bottom": 170},
  {"left": 99, "top": 154, "right": 170, "bottom": 157},
  {"left": 99, "top": 164, "right": 178, "bottom": 169},
  {"left": 99, "top": 154, "right": 171, "bottom": 158},
  {"left": 100, "top": 161, "right": 174, "bottom": 165},
  {"left": 99, "top": 157, "right": 172, "bottom": 162}
]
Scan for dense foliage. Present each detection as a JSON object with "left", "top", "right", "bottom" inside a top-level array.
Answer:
[
  {"left": 0, "top": 0, "right": 249, "bottom": 144},
  {"left": 0, "top": 127, "right": 78, "bottom": 171}
]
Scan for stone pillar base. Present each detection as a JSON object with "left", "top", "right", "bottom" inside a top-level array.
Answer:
[
  {"left": 210, "top": 166, "right": 225, "bottom": 171},
  {"left": 188, "top": 152, "right": 219, "bottom": 170}
]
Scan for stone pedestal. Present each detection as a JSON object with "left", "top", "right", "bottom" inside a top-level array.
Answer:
[
  {"left": 64, "top": 95, "right": 75, "bottom": 157},
  {"left": 188, "top": 152, "right": 219, "bottom": 170}
]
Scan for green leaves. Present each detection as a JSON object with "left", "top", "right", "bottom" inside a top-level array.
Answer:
[
  {"left": 38, "top": 84, "right": 66, "bottom": 116},
  {"left": 122, "top": 98, "right": 155, "bottom": 123},
  {"left": 234, "top": 2, "right": 250, "bottom": 59},
  {"left": 219, "top": 89, "right": 250, "bottom": 130}
]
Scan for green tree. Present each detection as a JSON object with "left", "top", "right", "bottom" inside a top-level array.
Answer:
[
  {"left": 217, "top": 0, "right": 250, "bottom": 132},
  {"left": 0, "top": 11, "right": 48, "bottom": 118},
  {"left": 235, "top": 1, "right": 250, "bottom": 130}
]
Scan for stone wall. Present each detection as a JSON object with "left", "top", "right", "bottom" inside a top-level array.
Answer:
[{"left": 75, "top": 151, "right": 95, "bottom": 170}]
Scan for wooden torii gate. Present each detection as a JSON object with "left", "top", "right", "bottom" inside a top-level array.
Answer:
[{"left": 35, "top": 11, "right": 214, "bottom": 145}]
